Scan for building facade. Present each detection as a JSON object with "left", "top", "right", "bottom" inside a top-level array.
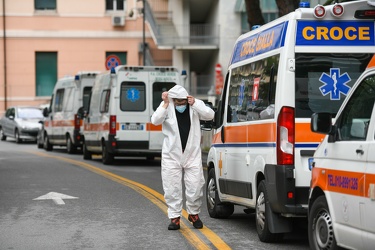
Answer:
[{"left": 0, "top": 0, "right": 322, "bottom": 115}]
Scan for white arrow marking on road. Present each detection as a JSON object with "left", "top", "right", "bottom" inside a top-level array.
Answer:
[{"left": 33, "top": 192, "right": 79, "bottom": 205}]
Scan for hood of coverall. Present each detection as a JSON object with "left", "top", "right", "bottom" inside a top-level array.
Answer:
[{"left": 168, "top": 85, "right": 188, "bottom": 100}]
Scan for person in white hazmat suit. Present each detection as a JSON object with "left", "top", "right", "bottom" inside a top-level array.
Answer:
[{"left": 151, "top": 85, "right": 214, "bottom": 230}]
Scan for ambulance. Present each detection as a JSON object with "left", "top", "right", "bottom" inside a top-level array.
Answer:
[
  {"left": 309, "top": 63, "right": 375, "bottom": 250},
  {"left": 205, "top": 0, "right": 375, "bottom": 243},
  {"left": 42, "top": 71, "right": 99, "bottom": 153},
  {"left": 82, "top": 66, "right": 185, "bottom": 165}
]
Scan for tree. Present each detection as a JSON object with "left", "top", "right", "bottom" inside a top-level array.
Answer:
[{"left": 245, "top": 0, "right": 300, "bottom": 29}]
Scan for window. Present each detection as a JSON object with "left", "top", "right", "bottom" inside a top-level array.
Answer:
[
  {"left": 100, "top": 90, "right": 111, "bottom": 113},
  {"left": 64, "top": 88, "right": 74, "bottom": 112},
  {"left": 295, "top": 53, "right": 373, "bottom": 118},
  {"left": 54, "top": 89, "right": 64, "bottom": 112},
  {"left": 336, "top": 75, "right": 375, "bottom": 141},
  {"left": 227, "top": 55, "right": 278, "bottom": 123},
  {"left": 152, "top": 82, "right": 176, "bottom": 110},
  {"left": 6, "top": 108, "right": 14, "bottom": 118},
  {"left": 82, "top": 87, "right": 92, "bottom": 111},
  {"left": 106, "top": 0, "right": 125, "bottom": 11},
  {"left": 35, "top": 0, "right": 56, "bottom": 10},
  {"left": 260, "top": 0, "right": 278, "bottom": 23},
  {"left": 18, "top": 108, "right": 43, "bottom": 119},
  {"left": 36, "top": 52, "right": 57, "bottom": 96},
  {"left": 120, "top": 82, "right": 145, "bottom": 111}
]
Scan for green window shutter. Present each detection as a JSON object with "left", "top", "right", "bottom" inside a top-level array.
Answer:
[
  {"left": 35, "top": 0, "right": 56, "bottom": 10},
  {"left": 36, "top": 52, "right": 57, "bottom": 96}
]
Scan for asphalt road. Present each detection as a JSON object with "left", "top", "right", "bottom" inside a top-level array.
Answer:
[{"left": 0, "top": 139, "right": 310, "bottom": 250}]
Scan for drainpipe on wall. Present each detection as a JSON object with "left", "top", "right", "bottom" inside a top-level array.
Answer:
[{"left": 2, "top": 0, "right": 7, "bottom": 110}]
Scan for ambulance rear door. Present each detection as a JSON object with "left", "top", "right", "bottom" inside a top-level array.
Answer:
[
  {"left": 148, "top": 70, "right": 178, "bottom": 150},
  {"left": 116, "top": 71, "right": 150, "bottom": 149}
]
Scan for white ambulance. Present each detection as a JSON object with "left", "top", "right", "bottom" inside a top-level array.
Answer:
[
  {"left": 82, "top": 65, "right": 185, "bottom": 165},
  {"left": 309, "top": 63, "right": 375, "bottom": 249},
  {"left": 42, "top": 71, "right": 99, "bottom": 153},
  {"left": 205, "top": 0, "right": 375, "bottom": 243}
]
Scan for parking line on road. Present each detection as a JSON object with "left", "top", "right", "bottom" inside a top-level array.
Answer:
[{"left": 30, "top": 151, "right": 231, "bottom": 250}]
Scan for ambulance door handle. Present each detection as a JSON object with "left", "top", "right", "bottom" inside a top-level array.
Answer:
[{"left": 356, "top": 149, "right": 364, "bottom": 155}]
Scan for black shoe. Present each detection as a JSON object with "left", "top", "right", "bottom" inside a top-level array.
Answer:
[
  {"left": 188, "top": 214, "right": 203, "bottom": 229},
  {"left": 168, "top": 217, "right": 180, "bottom": 230}
]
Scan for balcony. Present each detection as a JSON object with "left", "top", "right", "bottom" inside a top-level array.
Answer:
[{"left": 145, "top": 1, "right": 219, "bottom": 49}]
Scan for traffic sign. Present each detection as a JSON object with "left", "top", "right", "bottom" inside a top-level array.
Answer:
[{"left": 105, "top": 55, "right": 122, "bottom": 70}]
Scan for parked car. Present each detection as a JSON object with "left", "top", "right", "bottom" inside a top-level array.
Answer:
[
  {"left": 0, "top": 106, "right": 44, "bottom": 143},
  {"left": 36, "top": 118, "right": 45, "bottom": 148},
  {"left": 308, "top": 65, "right": 375, "bottom": 249}
]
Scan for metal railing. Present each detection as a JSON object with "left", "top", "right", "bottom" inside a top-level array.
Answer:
[{"left": 145, "top": 1, "right": 219, "bottom": 47}]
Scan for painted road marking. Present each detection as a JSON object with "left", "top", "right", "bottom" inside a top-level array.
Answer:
[
  {"left": 33, "top": 192, "right": 78, "bottom": 205},
  {"left": 30, "top": 151, "right": 231, "bottom": 250}
]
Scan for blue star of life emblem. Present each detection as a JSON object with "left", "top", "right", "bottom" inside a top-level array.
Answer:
[
  {"left": 127, "top": 88, "right": 140, "bottom": 102},
  {"left": 319, "top": 68, "right": 351, "bottom": 100}
]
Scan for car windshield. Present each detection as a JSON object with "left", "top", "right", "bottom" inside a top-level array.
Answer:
[{"left": 18, "top": 108, "right": 44, "bottom": 119}]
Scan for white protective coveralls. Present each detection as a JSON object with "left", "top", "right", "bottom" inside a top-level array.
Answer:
[{"left": 151, "top": 85, "right": 214, "bottom": 218}]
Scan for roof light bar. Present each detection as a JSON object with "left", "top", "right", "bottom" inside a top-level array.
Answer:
[
  {"left": 314, "top": 5, "right": 326, "bottom": 18},
  {"left": 299, "top": 2, "right": 310, "bottom": 8}
]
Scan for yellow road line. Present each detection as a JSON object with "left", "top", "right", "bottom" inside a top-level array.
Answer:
[{"left": 30, "top": 151, "right": 231, "bottom": 250}]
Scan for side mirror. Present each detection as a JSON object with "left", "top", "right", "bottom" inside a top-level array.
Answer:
[
  {"left": 77, "top": 107, "right": 85, "bottom": 119},
  {"left": 201, "top": 101, "right": 215, "bottom": 131},
  {"left": 201, "top": 120, "right": 213, "bottom": 131},
  {"left": 311, "top": 113, "right": 333, "bottom": 134},
  {"left": 42, "top": 107, "right": 50, "bottom": 117}
]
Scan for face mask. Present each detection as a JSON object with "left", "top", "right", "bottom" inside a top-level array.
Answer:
[{"left": 175, "top": 105, "right": 187, "bottom": 113}]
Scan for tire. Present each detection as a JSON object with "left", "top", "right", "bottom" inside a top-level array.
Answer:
[
  {"left": 43, "top": 134, "right": 53, "bottom": 151},
  {"left": 102, "top": 142, "right": 114, "bottom": 165},
  {"left": 15, "top": 129, "right": 22, "bottom": 143},
  {"left": 0, "top": 127, "right": 6, "bottom": 141},
  {"left": 256, "top": 180, "right": 283, "bottom": 242},
  {"left": 37, "top": 139, "right": 43, "bottom": 149},
  {"left": 66, "top": 135, "right": 76, "bottom": 154},
  {"left": 206, "top": 168, "right": 234, "bottom": 218},
  {"left": 308, "top": 196, "right": 340, "bottom": 250},
  {"left": 82, "top": 141, "right": 92, "bottom": 160}
]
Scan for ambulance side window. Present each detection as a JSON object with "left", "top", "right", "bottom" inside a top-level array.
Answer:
[
  {"left": 64, "top": 87, "right": 74, "bottom": 112},
  {"left": 54, "top": 89, "right": 64, "bottom": 112},
  {"left": 336, "top": 75, "right": 375, "bottom": 141},
  {"left": 227, "top": 55, "right": 278, "bottom": 123},
  {"left": 82, "top": 87, "right": 92, "bottom": 111},
  {"left": 100, "top": 89, "right": 111, "bottom": 113}
]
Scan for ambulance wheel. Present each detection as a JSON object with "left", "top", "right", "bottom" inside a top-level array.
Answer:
[
  {"left": 66, "top": 135, "right": 76, "bottom": 154},
  {"left": 0, "top": 127, "right": 6, "bottom": 141},
  {"left": 82, "top": 141, "right": 92, "bottom": 160},
  {"left": 256, "top": 180, "right": 283, "bottom": 242},
  {"left": 308, "top": 196, "right": 339, "bottom": 250},
  {"left": 206, "top": 168, "right": 234, "bottom": 218},
  {"left": 102, "top": 143, "right": 114, "bottom": 165},
  {"left": 43, "top": 133, "right": 53, "bottom": 151}
]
